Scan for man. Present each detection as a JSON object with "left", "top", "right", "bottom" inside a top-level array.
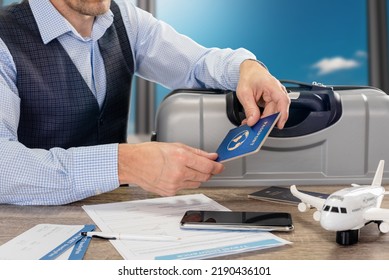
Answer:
[{"left": 0, "top": 0, "right": 290, "bottom": 205}]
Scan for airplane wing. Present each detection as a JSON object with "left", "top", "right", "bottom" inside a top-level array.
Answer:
[
  {"left": 290, "top": 185, "right": 326, "bottom": 210},
  {"left": 363, "top": 207, "right": 389, "bottom": 222}
]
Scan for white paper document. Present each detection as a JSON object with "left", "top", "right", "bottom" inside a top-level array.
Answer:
[
  {"left": 82, "top": 194, "right": 291, "bottom": 260},
  {"left": 0, "top": 224, "right": 93, "bottom": 260}
]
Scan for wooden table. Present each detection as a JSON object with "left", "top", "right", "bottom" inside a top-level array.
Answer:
[{"left": 1, "top": 186, "right": 388, "bottom": 260}]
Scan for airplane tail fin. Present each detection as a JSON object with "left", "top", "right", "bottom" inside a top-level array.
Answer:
[{"left": 372, "top": 160, "right": 385, "bottom": 187}]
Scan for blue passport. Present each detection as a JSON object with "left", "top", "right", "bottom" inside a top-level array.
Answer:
[{"left": 215, "top": 112, "right": 280, "bottom": 162}]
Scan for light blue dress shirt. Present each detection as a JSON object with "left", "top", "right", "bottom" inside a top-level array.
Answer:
[{"left": 0, "top": 0, "right": 257, "bottom": 205}]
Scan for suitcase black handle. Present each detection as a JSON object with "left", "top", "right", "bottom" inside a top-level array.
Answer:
[{"left": 226, "top": 81, "right": 343, "bottom": 137}]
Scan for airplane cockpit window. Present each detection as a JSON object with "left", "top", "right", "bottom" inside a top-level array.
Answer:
[
  {"left": 323, "top": 205, "right": 347, "bottom": 214},
  {"left": 330, "top": 207, "right": 340, "bottom": 213}
]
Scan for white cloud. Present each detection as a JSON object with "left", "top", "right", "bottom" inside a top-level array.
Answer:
[
  {"left": 355, "top": 50, "right": 367, "bottom": 58},
  {"left": 312, "top": 56, "right": 360, "bottom": 75}
]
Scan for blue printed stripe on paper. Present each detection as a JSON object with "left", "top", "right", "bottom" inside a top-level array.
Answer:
[
  {"left": 39, "top": 224, "right": 95, "bottom": 260},
  {"left": 68, "top": 235, "right": 92, "bottom": 260},
  {"left": 155, "top": 238, "right": 283, "bottom": 260}
]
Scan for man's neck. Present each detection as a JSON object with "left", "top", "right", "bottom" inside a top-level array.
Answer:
[{"left": 49, "top": 0, "right": 95, "bottom": 37}]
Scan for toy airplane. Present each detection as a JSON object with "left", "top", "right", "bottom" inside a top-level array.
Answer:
[{"left": 290, "top": 160, "right": 389, "bottom": 245}]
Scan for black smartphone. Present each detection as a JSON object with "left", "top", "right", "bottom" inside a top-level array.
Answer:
[{"left": 180, "top": 210, "right": 294, "bottom": 231}]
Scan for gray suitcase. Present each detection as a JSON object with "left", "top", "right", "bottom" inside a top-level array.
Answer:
[{"left": 152, "top": 81, "right": 389, "bottom": 186}]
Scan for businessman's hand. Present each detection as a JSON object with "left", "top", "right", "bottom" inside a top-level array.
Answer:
[
  {"left": 118, "top": 142, "right": 224, "bottom": 196},
  {"left": 236, "top": 59, "right": 290, "bottom": 128}
]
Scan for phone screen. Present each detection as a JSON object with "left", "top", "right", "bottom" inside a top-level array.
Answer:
[{"left": 180, "top": 210, "right": 294, "bottom": 231}]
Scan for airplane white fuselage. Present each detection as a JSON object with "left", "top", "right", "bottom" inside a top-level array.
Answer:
[{"left": 319, "top": 185, "right": 386, "bottom": 231}]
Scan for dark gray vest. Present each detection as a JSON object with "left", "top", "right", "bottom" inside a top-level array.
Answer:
[{"left": 0, "top": 1, "right": 134, "bottom": 149}]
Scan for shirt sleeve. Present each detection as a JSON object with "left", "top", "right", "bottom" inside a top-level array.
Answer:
[
  {"left": 117, "top": 0, "right": 258, "bottom": 91},
  {"left": 0, "top": 39, "right": 119, "bottom": 206}
]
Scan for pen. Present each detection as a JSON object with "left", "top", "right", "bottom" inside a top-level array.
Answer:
[{"left": 81, "top": 231, "right": 181, "bottom": 242}]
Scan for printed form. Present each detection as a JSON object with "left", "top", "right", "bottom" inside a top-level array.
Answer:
[
  {"left": 0, "top": 224, "right": 93, "bottom": 260},
  {"left": 83, "top": 194, "right": 291, "bottom": 260}
]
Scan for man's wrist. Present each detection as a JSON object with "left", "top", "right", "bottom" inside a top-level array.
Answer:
[{"left": 241, "top": 59, "right": 268, "bottom": 71}]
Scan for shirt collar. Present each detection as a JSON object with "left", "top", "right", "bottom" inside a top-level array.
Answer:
[{"left": 29, "top": 0, "right": 114, "bottom": 44}]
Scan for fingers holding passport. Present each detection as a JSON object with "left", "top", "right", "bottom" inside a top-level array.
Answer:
[{"left": 118, "top": 142, "right": 224, "bottom": 196}]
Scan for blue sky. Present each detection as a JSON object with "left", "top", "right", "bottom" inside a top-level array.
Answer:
[{"left": 156, "top": 0, "right": 368, "bottom": 90}]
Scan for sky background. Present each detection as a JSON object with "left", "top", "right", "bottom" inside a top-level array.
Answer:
[{"left": 156, "top": 0, "right": 368, "bottom": 99}]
